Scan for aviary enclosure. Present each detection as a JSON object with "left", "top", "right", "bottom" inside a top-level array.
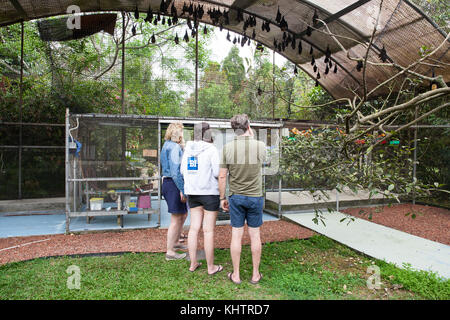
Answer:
[{"left": 0, "top": 1, "right": 448, "bottom": 231}]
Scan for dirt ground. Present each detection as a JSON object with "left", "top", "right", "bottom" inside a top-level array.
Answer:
[
  {"left": 0, "top": 220, "right": 315, "bottom": 265},
  {"left": 1, "top": 203, "right": 448, "bottom": 265},
  {"left": 341, "top": 203, "right": 450, "bottom": 245}
]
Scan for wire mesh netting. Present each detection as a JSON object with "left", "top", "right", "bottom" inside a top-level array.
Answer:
[
  {"left": 66, "top": 114, "right": 282, "bottom": 215},
  {"left": 71, "top": 116, "right": 160, "bottom": 189},
  {"left": 0, "top": 0, "right": 448, "bottom": 202},
  {"left": 0, "top": 0, "right": 447, "bottom": 99}
]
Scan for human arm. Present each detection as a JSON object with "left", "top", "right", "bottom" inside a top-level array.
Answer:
[
  {"left": 169, "top": 144, "right": 185, "bottom": 196},
  {"left": 180, "top": 151, "right": 187, "bottom": 177},
  {"left": 218, "top": 167, "right": 229, "bottom": 211},
  {"left": 211, "top": 148, "right": 220, "bottom": 178}
]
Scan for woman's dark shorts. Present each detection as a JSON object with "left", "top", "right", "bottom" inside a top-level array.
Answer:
[
  {"left": 187, "top": 195, "right": 220, "bottom": 212},
  {"left": 162, "top": 177, "right": 187, "bottom": 214}
]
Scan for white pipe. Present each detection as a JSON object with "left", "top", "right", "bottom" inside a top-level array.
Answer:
[{"left": 0, "top": 238, "right": 51, "bottom": 252}]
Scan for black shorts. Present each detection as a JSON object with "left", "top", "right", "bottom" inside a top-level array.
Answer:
[{"left": 187, "top": 195, "right": 220, "bottom": 212}]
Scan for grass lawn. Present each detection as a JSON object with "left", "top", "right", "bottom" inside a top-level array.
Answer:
[{"left": 0, "top": 235, "right": 448, "bottom": 300}]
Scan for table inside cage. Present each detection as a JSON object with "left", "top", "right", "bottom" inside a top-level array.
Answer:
[{"left": 81, "top": 188, "right": 157, "bottom": 227}]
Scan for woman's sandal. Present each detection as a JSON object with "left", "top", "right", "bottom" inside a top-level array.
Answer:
[
  {"left": 249, "top": 273, "right": 263, "bottom": 285},
  {"left": 189, "top": 262, "right": 202, "bottom": 272},
  {"left": 208, "top": 265, "right": 223, "bottom": 275},
  {"left": 179, "top": 233, "right": 187, "bottom": 243},
  {"left": 227, "top": 272, "right": 241, "bottom": 285}
]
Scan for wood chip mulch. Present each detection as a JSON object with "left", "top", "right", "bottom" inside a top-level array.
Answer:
[
  {"left": 0, "top": 220, "right": 315, "bottom": 265},
  {"left": 341, "top": 204, "right": 450, "bottom": 245},
  {"left": 2, "top": 204, "right": 447, "bottom": 266}
]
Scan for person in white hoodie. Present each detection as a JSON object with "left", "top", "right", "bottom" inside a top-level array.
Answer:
[{"left": 180, "top": 122, "right": 223, "bottom": 275}]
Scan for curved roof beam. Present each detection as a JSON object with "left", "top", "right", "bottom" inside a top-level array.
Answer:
[
  {"left": 8, "top": 0, "right": 28, "bottom": 20},
  {"left": 292, "top": 0, "right": 393, "bottom": 63},
  {"left": 294, "top": 0, "right": 372, "bottom": 40},
  {"left": 403, "top": 0, "right": 448, "bottom": 39}
]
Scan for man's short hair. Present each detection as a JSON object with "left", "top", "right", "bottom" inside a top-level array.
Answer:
[{"left": 230, "top": 114, "right": 249, "bottom": 134}]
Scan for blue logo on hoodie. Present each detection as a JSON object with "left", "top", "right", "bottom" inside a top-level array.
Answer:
[{"left": 187, "top": 156, "right": 198, "bottom": 172}]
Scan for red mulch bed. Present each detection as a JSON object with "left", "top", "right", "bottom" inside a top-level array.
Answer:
[
  {"left": 0, "top": 220, "right": 315, "bottom": 265},
  {"left": 341, "top": 204, "right": 450, "bottom": 245}
]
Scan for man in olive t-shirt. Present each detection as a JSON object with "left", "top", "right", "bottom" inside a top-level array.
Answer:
[{"left": 219, "top": 114, "right": 266, "bottom": 285}]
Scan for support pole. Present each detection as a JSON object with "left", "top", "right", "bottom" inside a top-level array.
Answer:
[
  {"left": 336, "top": 189, "right": 340, "bottom": 212},
  {"left": 121, "top": 12, "right": 126, "bottom": 114},
  {"left": 277, "top": 128, "right": 282, "bottom": 218},
  {"left": 121, "top": 12, "right": 127, "bottom": 178},
  {"left": 412, "top": 106, "right": 418, "bottom": 204},
  {"left": 272, "top": 50, "right": 275, "bottom": 120},
  {"left": 195, "top": 26, "right": 199, "bottom": 117},
  {"left": 65, "top": 108, "right": 70, "bottom": 234},
  {"left": 158, "top": 121, "right": 161, "bottom": 227},
  {"left": 18, "top": 21, "right": 24, "bottom": 199}
]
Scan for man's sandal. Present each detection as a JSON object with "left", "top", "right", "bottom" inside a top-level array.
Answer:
[
  {"left": 227, "top": 272, "right": 241, "bottom": 285},
  {"left": 249, "top": 273, "right": 263, "bottom": 285}
]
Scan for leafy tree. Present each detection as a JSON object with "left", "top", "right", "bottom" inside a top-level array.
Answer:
[
  {"left": 184, "top": 61, "right": 234, "bottom": 118},
  {"left": 221, "top": 46, "right": 245, "bottom": 95}
]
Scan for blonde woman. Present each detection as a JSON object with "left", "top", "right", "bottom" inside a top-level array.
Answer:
[{"left": 161, "top": 122, "right": 188, "bottom": 260}]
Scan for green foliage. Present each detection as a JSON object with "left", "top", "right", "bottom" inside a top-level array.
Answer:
[
  {"left": 221, "top": 46, "right": 245, "bottom": 95},
  {"left": 410, "top": 0, "right": 449, "bottom": 32},
  {"left": 280, "top": 127, "right": 437, "bottom": 223},
  {"left": 303, "top": 234, "right": 337, "bottom": 250},
  {"left": 376, "top": 260, "right": 450, "bottom": 300}
]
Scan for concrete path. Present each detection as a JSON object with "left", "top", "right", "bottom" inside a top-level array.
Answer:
[{"left": 284, "top": 211, "right": 450, "bottom": 280}]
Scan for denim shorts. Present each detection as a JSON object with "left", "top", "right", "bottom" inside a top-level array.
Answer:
[{"left": 228, "top": 195, "right": 264, "bottom": 228}]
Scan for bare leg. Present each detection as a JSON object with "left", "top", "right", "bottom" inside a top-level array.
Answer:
[
  {"left": 202, "top": 209, "right": 220, "bottom": 273},
  {"left": 188, "top": 207, "right": 203, "bottom": 270},
  {"left": 167, "top": 213, "right": 187, "bottom": 256},
  {"left": 176, "top": 213, "right": 187, "bottom": 246},
  {"left": 230, "top": 226, "right": 244, "bottom": 282},
  {"left": 248, "top": 226, "right": 262, "bottom": 282}
]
